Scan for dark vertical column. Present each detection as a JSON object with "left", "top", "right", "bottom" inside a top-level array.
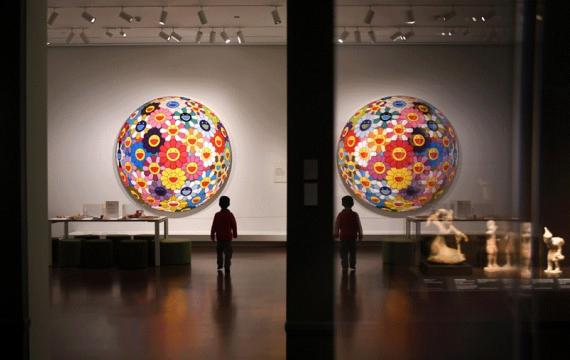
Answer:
[
  {"left": 537, "top": 2, "right": 570, "bottom": 239},
  {"left": 286, "top": 1, "right": 334, "bottom": 359},
  {"left": 0, "top": 1, "right": 28, "bottom": 359},
  {"left": 517, "top": 0, "right": 536, "bottom": 221}
]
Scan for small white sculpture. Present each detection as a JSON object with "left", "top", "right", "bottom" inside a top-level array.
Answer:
[
  {"left": 484, "top": 220, "right": 499, "bottom": 271},
  {"left": 501, "top": 231, "right": 516, "bottom": 270},
  {"left": 426, "top": 209, "right": 469, "bottom": 264},
  {"left": 544, "top": 227, "right": 565, "bottom": 275},
  {"left": 520, "top": 222, "right": 532, "bottom": 278}
]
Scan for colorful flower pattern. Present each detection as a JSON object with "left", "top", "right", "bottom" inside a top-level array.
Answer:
[
  {"left": 116, "top": 96, "right": 231, "bottom": 213},
  {"left": 337, "top": 95, "right": 458, "bottom": 212}
]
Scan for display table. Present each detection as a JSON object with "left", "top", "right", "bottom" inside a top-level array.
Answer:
[
  {"left": 48, "top": 217, "right": 168, "bottom": 267},
  {"left": 405, "top": 216, "right": 522, "bottom": 266}
]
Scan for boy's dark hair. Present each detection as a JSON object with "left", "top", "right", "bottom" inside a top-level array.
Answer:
[
  {"left": 341, "top": 195, "right": 354, "bottom": 208},
  {"left": 219, "top": 196, "right": 230, "bottom": 209}
]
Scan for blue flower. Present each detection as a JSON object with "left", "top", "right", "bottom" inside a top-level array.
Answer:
[
  {"left": 365, "top": 191, "right": 384, "bottom": 208},
  {"left": 166, "top": 100, "right": 180, "bottom": 108},
  {"left": 130, "top": 143, "right": 146, "bottom": 169},
  {"left": 425, "top": 143, "right": 444, "bottom": 167}
]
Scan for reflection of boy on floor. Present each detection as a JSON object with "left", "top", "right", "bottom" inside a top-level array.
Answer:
[
  {"left": 210, "top": 196, "right": 238, "bottom": 273},
  {"left": 334, "top": 196, "right": 363, "bottom": 271}
]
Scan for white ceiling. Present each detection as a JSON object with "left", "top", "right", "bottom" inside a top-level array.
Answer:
[{"left": 46, "top": 1, "right": 516, "bottom": 46}]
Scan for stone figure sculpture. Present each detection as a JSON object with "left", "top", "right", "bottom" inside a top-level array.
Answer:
[
  {"left": 520, "top": 222, "right": 532, "bottom": 278},
  {"left": 426, "top": 209, "right": 469, "bottom": 264},
  {"left": 544, "top": 227, "right": 565, "bottom": 275},
  {"left": 484, "top": 220, "right": 499, "bottom": 271}
]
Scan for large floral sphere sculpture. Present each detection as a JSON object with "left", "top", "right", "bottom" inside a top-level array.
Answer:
[
  {"left": 337, "top": 95, "right": 458, "bottom": 212},
  {"left": 115, "top": 96, "right": 231, "bottom": 213}
]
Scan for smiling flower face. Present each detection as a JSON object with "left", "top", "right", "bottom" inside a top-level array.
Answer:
[
  {"left": 116, "top": 96, "right": 232, "bottom": 212},
  {"left": 336, "top": 95, "right": 458, "bottom": 212}
]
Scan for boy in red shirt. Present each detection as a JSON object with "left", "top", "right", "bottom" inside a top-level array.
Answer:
[
  {"left": 334, "top": 196, "right": 363, "bottom": 271},
  {"left": 210, "top": 196, "right": 238, "bottom": 273}
]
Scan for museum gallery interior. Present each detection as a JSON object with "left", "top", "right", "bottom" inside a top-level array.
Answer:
[{"left": 3, "top": 0, "right": 570, "bottom": 359}]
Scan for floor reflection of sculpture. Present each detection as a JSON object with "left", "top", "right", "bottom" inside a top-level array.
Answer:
[
  {"left": 426, "top": 209, "right": 469, "bottom": 264},
  {"left": 484, "top": 220, "right": 499, "bottom": 271},
  {"left": 520, "top": 222, "right": 532, "bottom": 278},
  {"left": 544, "top": 227, "right": 565, "bottom": 275}
]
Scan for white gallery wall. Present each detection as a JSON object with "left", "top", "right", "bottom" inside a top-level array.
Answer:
[
  {"left": 48, "top": 44, "right": 514, "bottom": 237},
  {"left": 335, "top": 45, "right": 514, "bottom": 234},
  {"left": 48, "top": 46, "right": 287, "bottom": 236}
]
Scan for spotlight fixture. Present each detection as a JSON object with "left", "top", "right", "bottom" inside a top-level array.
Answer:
[
  {"left": 434, "top": 10, "right": 456, "bottom": 23},
  {"left": 403, "top": 30, "right": 414, "bottom": 40},
  {"left": 354, "top": 29, "right": 362, "bottom": 43},
  {"left": 120, "top": 29, "right": 127, "bottom": 37},
  {"left": 390, "top": 31, "right": 405, "bottom": 42},
  {"left": 338, "top": 30, "right": 349, "bottom": 43},
  {"left": 119, "top": 8, "right": 135, "bottom": 23},
  {"left": 440, "top": 29, "right": 455, "bottom": 37},
  {"left": 159, "top": 9, "right": 168, "bottom": 26},
  {"left": 221, "top": 30, "right": 231, "bottom": 44},
  {"left": 471, "top": 16, "right": 478, "bottom": 23},
  {"left": 81, "top": 9, "right": 96, "bottom": 23},
  {"left": 368, "top": 29, "right": 376, "bottom": 43},
  {"left": 65, "top": 30, "right": 75, "bottom": 44},
  {"left": 209, "top": 30, "right": 217, "bottom": 43},
  {"left": 159, "top": 29, "right": 171, "bottom": 41},
  {"left": 196, "top": 29, "right": 203, "bottom": 43},
  {"left": 237, "top": 30, "right": 244, "bottom": 44},
  {"left": 170, "top": 30, "right": 182, "bottom": 42},
  {"left": 198, "top": 8, "right": 208, "bottom": 25},
  {"left": 47, "top": 8, "right": 59, "bottom": 26},
  {"left": 79, "top": 31, "right": 89, "bottom": 44},
  {"left": 271, "top": 7, "right": 282, "bottom": 25},
  {"left": 480, "top": 11, "right": 495, "bottom": 23},
  {"left": 364, "top": 7, "right": 375, "bottom": 25},
  {"left": 405, "top": 9, "right": 416, "bottom": 25},
  {"left": 105, "top": 29, "right": 113, "bottom": 38}
]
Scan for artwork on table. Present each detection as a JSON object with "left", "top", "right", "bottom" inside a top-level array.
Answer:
[
  {"left": 426, "top": 208, "right": 468, "bottom": 264},
  {"left": 115, "top": 96, "right": 232, "bottom": 213},
  {"left": 337, "top": 95, "right": 459, "bottom": 212},
  {"left": 543, "top": 227, "right": 565, "bottom": 275}
]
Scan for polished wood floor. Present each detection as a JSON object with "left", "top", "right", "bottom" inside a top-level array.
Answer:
[{"left": 51, "top": 246, "right": 570, "bottom": 360}]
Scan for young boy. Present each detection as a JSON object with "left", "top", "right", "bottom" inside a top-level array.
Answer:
[
  {"left": 334, "top": 195, "right": 363, "bottom": 271},
  {"left": 210, "top": 196, "right": 238, "bottom": 273}
]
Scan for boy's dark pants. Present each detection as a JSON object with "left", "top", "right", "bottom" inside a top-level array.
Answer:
[
  {"left": 217, "top": 240, "right": 233, "bottom": 269},
  {"left": 340, "top": 239, "right": 357, "bottom": 269}
]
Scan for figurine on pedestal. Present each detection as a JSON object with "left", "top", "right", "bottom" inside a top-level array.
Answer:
[
  {"left": 484, "top": 220, "right": 499, "bottom": 272},
  {"left": 520, "top": 222, "right": 532, "bottom": 278},
  {"left": 544, "top": 227, "right": 565, "bottom": 275},
  {"left": 501, "top": 230, "right": 517, "bottom": 270},
  {"left": 426, "top": 209, "right": 469, "bottom": 264}
]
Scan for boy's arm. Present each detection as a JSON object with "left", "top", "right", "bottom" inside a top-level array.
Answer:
[
  {"left": 231, "top": 213, "right": 238, "bottom": 238},
  {"left": 357, "top": 213, "right": 363, "bottom": 241},
  {"left": 334, "top": 213, "right": 340, "bottom": 238},
  {"left": 210, "top": 213, "right": 217, "bottom": 242}
]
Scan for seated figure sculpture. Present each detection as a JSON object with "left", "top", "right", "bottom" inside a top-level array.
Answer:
[
  {"left": 426, "top": 209, "right": 469, "bottom": 264},
  {"left": 544, "top": 227, "right": 565, "bottom": 275}
]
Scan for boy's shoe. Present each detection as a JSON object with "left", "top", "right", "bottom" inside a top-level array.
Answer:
[
  {"left": 217, "top": 267, "right": 223, "bottom": 271},
  {"left": 349, "top": 267, "right": 356, "bottom": 271},
  {"left": 225, "top": 268, "right": 231, "bottom": 274}
]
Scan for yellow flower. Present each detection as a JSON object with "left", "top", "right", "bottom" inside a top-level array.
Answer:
[
  {"left": 386, "top": 168, "right": 412, "bottom": 190},
  {"left": 185, "top": 128, "right": 204, "bottom": 152},
  {"left": 385, "top": 196, "right": 413, "bottom": 211},
  {"left": 366, "top": 128, "right": 388, "bottom": 152},
  {"left": 160, "top": 196, "right": 188, "bottom": 212},
  {"left": 160, "top": 168, "right": 187, "bottom": 190}
]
